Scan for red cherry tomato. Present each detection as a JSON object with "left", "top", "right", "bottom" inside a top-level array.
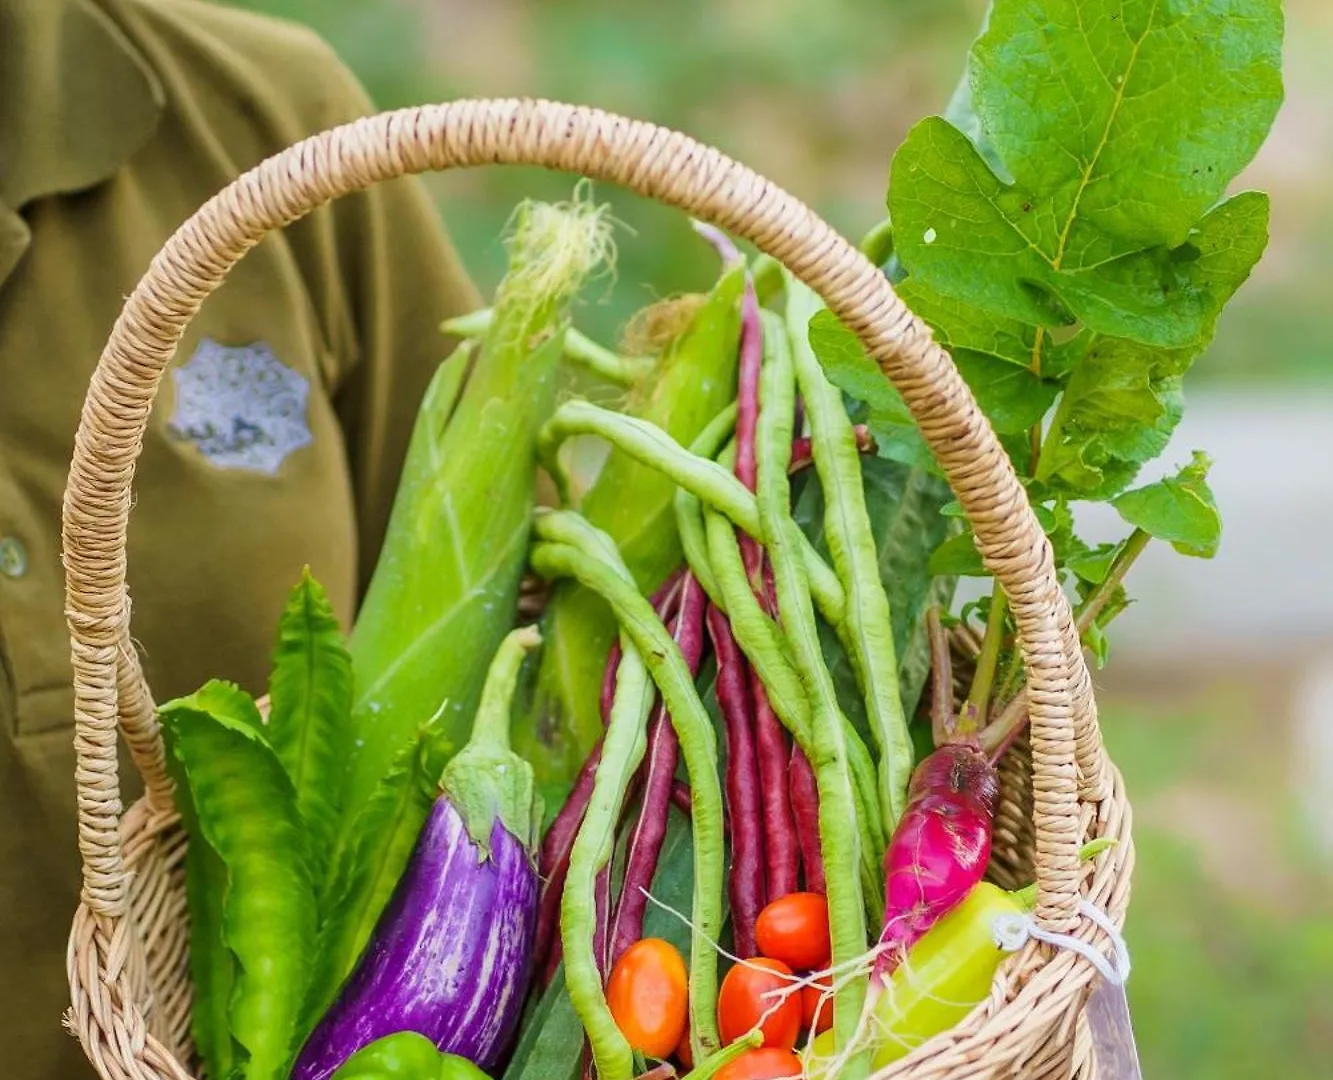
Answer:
[
  {"left": 715, "top": 1047, "right": 804, "bottom": 1080},
  {"left": 717, "top": 957, "right": 802, "bottom": 1049},
  {"left": 606, "top": 938, "right": 689, "bottom": 1059},
  {"left": 800, "top": 975, "right": 834, "bottom": 1037},
  {"left": 755, "top": 892, "right": 832, "bottom": 972}
]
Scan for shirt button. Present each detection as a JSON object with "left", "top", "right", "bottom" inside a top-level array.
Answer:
[{"left": 0, "top": 536, "right": 28, "bottom": 579}]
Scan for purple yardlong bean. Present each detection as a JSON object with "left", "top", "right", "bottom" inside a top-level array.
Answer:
[
  {"left": 789, "top": 744, "right": 825, "bottom": 895},
  {"left": 607, "top": 575, "right": 708, "bottom": 968},
  {"left": 534, "top": 743, "right": 603, "bottom": 981},
  {"left": 706, "top": 603, "right": 767, "bottom": 958},
  {"left": 752, "top": 672, "right": 800, "bottom": 899}
]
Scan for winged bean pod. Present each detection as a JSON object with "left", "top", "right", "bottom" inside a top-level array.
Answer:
[{"left": 160, "top": 685, "right": 317, "bottom": 1080}]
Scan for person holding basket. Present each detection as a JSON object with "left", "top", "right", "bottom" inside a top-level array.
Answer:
[{"left": 0, "top": 2, "right": 478, "bottom": 1075}]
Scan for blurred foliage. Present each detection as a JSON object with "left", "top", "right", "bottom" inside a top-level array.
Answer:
[{"left": 1104, "top": 696, "right": 1333, "bottom": 1076}]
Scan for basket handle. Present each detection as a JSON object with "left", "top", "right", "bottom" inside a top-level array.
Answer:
[{"left": 62, "top": 99, "right": 1105, "bottom": 930}]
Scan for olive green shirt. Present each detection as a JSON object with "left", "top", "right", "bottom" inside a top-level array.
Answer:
[{"left": 0, "top": 1, "right": 479, "bottom": 1074}]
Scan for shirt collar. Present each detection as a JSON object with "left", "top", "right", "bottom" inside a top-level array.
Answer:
[{"left": 0, "top": 0, "right": 165, "bottom": 210}]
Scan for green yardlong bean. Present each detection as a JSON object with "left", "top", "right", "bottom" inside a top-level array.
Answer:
[
  {"left": 557, "top": 630, "right": 653, "bottom": 1080},
  {"left": 530, "top": 513, "right": 727, "bottom": 1059},
  {"left": 785, "top": 276, "right": 914, "bottom": 833},
  {"left": 752, "top": 328, "right": 872, "bottom": 1080},
  {"left": 673, "top": 404, "right": 738, "bottom": 606},
  {"left": 539, "top": 401, "right": 846, "bottom": 624}
]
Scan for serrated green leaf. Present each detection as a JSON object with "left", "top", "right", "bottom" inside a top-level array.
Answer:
[
  {"left": 1113, "top": 451, "right": 1222, "bottom": 557},
  {"left": 303, "top": 732, "right": 436, "bottom": 1034},
  {"left": 160, "top": 698, "right": 315, "bottom": 1080},
  {"left": 927, "top": 529, "right": 987, "bottom": 577},
  {"left": 971, "top": 0, "right": 1283, "bottom": 253},
  {"left": 889, "top": 0, "right": 1281, "bottom": 343},
  {"left": 1036, "top": 333, "right": 1193, "bottom": 497},
  {"left": 890, "top": 120, "right": 1274, "bottom": 346},
  {"left": 896, "top": 277, "right": 1036, "bottom": 366},
  {"left": 268, "top": 569, "right": 354, "bottom": 893},
  {"left": 1066, "top": 541, "right": 1124, "bottom": 585},
  {"left": 952, "top": 350, "right": 1059, "bottom": 434}
]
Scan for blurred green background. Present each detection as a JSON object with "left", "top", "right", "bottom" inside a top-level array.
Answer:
[{"left": 229, "top": 2, "right": 1333, "bottom": 1074}]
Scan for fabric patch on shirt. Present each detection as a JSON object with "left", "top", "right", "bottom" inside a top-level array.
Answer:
[{"left": 167, "top": 338, "right": 313, "bottom": 475}]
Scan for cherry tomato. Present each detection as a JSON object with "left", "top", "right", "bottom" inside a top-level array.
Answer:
[
  {"left": 717, "top": 957, "right": 802, "bottom": 1049},
  {"left": 755, "top": 892, "right": 831, "bottom": 972},
  {"left": 800, "top": 975, "right": 834, "bottom": 1037},
  {"left": 715, "top": 1047, "right": 804, "bottom": 1080},
  {"left": 675, "top": 1025, "right": 694, "bottom": 1070},
  {"left": 606, "top": 938, "right": 688, "bottom": 1059}
]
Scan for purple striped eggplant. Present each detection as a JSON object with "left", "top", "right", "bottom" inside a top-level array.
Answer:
[{"left": 293, "top": 628, "right": 544, "bottom": 1080}]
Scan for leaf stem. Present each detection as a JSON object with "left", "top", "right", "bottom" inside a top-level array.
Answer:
[
  {"left": 959, "top": 592, "right": 1007, "bottom": 736},
  {"left": 1075, "top": 528, "right": 1151, "bottom": 634}
]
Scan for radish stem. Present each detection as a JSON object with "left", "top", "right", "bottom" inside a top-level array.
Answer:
[{"left": 959, "top": 593, "right": 1007, "bottom": 736}]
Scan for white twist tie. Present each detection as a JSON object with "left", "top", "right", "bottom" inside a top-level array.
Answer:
[{"left": 990, "top": 900, "right": 1131, "bottom": 986}]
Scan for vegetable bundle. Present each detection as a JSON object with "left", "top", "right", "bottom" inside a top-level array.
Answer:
[{"left": 158, "top": 3, "right": 1283, "bottom": 1079}]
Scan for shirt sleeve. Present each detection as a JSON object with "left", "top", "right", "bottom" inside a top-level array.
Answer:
[{"left": 281, "top": 54, "right": 483, "bottom": 601}]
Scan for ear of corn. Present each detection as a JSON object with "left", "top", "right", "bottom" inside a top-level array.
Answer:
[
  {"left": 513, "top": 266, "right": 745, "bottom": 802},
  {"left": 339, "top": 189, "right": 614, "bottom": 842}
]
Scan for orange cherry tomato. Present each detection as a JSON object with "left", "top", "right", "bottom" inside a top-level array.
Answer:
[
  {"left": 755, "top": 892, "right": 832, "bottom": 972},
  {"left": 800, "top": 975, "right": 834, "bottom": 1037},
  {"left": 675, "top": 1025, "right": 694, "bottom": 1070},
  {"left": 606, "top": 938, "right": 689, "bottom": 1059},
  {"left": 717, "top": 957, "right": 802, "bottom": 1049},
  {"left": 715, "top": 1047, "right": 804, "bottom": 1080}
]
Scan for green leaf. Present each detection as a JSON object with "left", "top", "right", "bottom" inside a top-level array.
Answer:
[
  {"left": 304, "top": 732, "right": 437, "bottom": 1034},
  {"left": 952, "top": 350, "right": 1059, "bottom": 434},
  {"left": 1066, "top": 540, "right": 1124, "bottom": 585},
  {"left": 501, "top": 808, "right": 705, "bottom": 1080},
  {"left": 1036, "top": 333, "right": 1192, "bottom": 498},
  {"left": 971, "top": 0, "right": 1283, "bottom": 253},
  {"left": 928, "top": 529, "right": 987, "bottom": 577},
  {"left": 896, "top": 277, "right": 1036, "bottom": 367},
  {"left": 1113, "top": 451, "right": 1222, "bottom": 557},
  {"left": 267, "top": 569, "right": 354, "bottom": 893},
  {"left": 160, "top": 696, "right": 316, "bottom": 1080},
  {"left": 161, "top": 680, "right": 270, "bottom": 1080},
  {"left": 890, "top": 119, "right": 1274, "bottom": 346},
  {"left": 499, "top": 966, "right": 584, "bottom": 1080},
  {"left": 184, "top": 834, "right": 239, "bottom": 1080}
]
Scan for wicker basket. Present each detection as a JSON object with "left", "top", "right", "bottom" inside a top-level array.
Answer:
[{"left": 60, "top": 100, "right": 1133, "bottom": 1080}]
